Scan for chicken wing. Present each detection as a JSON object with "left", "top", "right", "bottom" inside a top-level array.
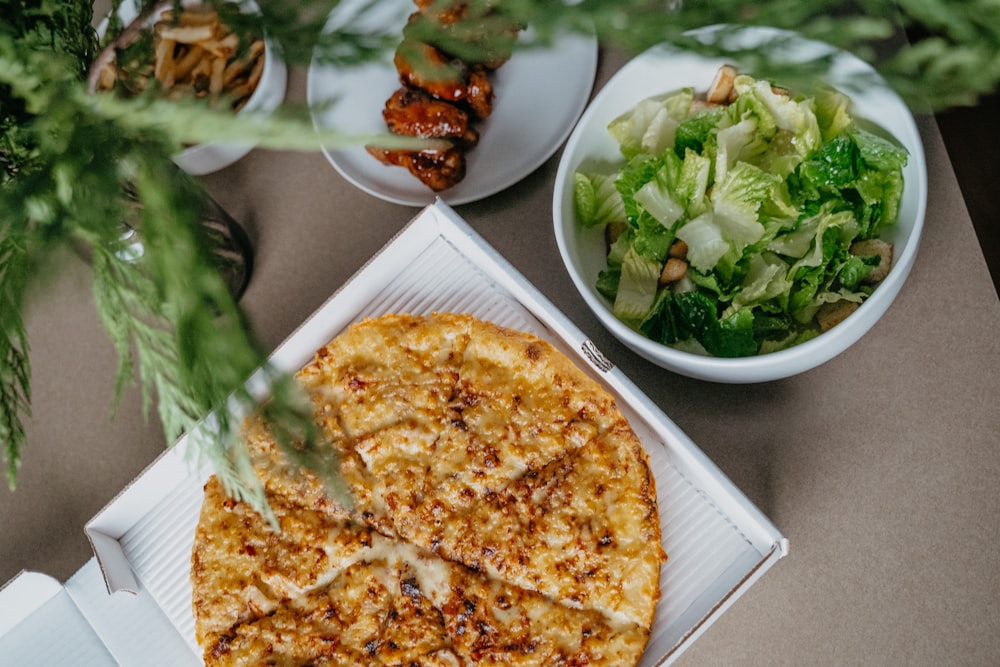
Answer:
[
  {"left": 405, "top": 5, "right": 520, "bottom": 70},
  {"left": 366, "top": 142, "right": 467, "bottom": 192},
  {"left": 382, "top": 86, "right": 479, "bottom": 146},
  {"left": 463, "top": 65, "right": 493, "bottom": 120},
  {"left": 394, "top": 38, "right": 469, "bottom": 103},
  {"left": 367, "top": 0, "right": 520, "bottom": 192}
]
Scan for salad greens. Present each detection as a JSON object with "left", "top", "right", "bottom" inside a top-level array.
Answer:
[{"left": 574, "top": 71, "right": 908, "bottom": 358}]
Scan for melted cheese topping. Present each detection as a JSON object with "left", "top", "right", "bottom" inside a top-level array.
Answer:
[{"left": 192, "top": 313, "right": 666, "bottom": 666}]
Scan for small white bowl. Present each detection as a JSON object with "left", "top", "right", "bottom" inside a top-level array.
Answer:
[
  {"left": 99, "top": 0, "right": 287, "bottom": 175},
  {"left": 553, "top": 26, "right": 927, "bottom": 383}
]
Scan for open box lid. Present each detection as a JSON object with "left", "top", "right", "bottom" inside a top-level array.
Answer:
[
  {"left": 9, "top": 201, "right": 786, "bottom": 666},
  {"left": 0, "top": 560, "right": 196, "bottom": 666}
]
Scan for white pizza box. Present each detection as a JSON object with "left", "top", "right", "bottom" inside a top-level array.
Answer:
[{"left": 0, "top": 201, "right": 787, "bottom": 666}]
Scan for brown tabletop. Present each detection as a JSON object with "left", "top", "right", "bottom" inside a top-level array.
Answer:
[{"left": 3, "top": 45, "right": 999, "bottom": 666}]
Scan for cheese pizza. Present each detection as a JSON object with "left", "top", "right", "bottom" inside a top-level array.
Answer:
[{"left": 191, "top": 313, "right": 666, "bottom": 666}]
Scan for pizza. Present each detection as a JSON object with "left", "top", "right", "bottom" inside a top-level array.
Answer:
[{"left": 191, "top": 312, "right": 666, "bottom": 666}]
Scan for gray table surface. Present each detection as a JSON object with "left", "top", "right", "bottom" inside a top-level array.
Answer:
[{"left": 3, "top": 44, "right": 999, "bottom": 666}]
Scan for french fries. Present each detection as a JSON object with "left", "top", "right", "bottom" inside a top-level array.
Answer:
[{"left": 99, "top": 3, "right": 265, "bottom": 111}]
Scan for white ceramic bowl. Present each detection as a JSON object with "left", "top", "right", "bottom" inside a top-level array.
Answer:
[
  {"left": 553, "top": 26, "right": 927, "bottom": 383},
  {"left": 99, "top": 0, "right": 287, "bottom": 175}
]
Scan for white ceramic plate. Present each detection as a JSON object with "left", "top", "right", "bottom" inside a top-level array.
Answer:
[
  {"left": 553, "top": 26, "right": 928, "bottom": 383},
  {"left": 307, "top": 0, "right": 598, "bottom": 206}
]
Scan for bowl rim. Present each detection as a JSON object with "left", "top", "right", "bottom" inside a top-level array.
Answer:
[{"left": 552, "top": 25, "right": 928, "bottom": 383}]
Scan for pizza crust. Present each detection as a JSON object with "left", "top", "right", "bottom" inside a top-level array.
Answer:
[{"left": 192, "top": 313, "right": 666, "bottom": 666}]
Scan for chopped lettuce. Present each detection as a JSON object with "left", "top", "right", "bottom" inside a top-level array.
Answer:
[
  {"left": 573, "top": 171, "right": 625, "bottom": 228},
  {"left": 814, "top": 86, "right": 853, "bottom": 142},
  {"left": 733, "top": 75, "right": 821, "bottom": 158},
  {"left": 608, "top": 88, "right": 694, "bottom": 158},
  {"left": 676, "top": 148, "right": 711, "bottom": 216},
  {"left": 613, "top": 247, "right": 661, "bottom": 321},
  {"left": 674, "top": 106, "right": 725, "bottom": 157},
  {"left": 710, "top": 160, "right": 779, "bottom": 246},
  {"left": 633, "top": 154, "right": 686, "bottom": 228},
  {"left": 676, "top": 212, "right": 728, "bottom": 272},
  {"left": 573, "top": 70, "right": 909, "bottom": 358},
  {"left": 640, "top": 291, "right": 758, "bottom": 358},
  {"left": 790, "top": 123, "right": 908, "bottom": 239}
]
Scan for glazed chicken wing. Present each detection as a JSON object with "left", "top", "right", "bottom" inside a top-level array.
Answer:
[
  {"left": 464, "top": 65, "right": 493, "bottom": 120},
  {"left": 366, "top": 142, "right": 466, "bottom": 192},
  {"left": 383, "top": 86, "right": 479, "bottom": 147},
  {"left": 394, "top": 38, "right": 494, "bottom": 120},
  {"left": 405, "top": 5, "right": 520, "bottom": 70},
  {"left": 394, "top": 38, "right": 469, "bottom": 103},
  {"left": 367, "top": 0, "right": 520, "bottom": 192}
]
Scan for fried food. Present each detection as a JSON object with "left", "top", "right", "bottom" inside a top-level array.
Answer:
[
  {"left": 98, "top": 3, "right": 264, "bottom": 111},
  {"left": 367, "top": 0, "right": 520, "bottom": 191},
  {"left": 382, "top": 87, "right": 479, "bottom": 145},
  {"left": 366, "top": 142, "right": 468, "bottom": 192},
  {"left": 394, "top": 38, "right": 471, "bottom": 104}
]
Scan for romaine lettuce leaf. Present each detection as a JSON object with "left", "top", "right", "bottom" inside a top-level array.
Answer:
[
  {"left": 676, "top": 212, "right": 729, "bottom": 272},
  {"left": 573, "top": 171, "right": 625, "bottom": 228},
  {"left": 632, "top": 212, "right": 674, "bottom": 261},
  {"left": 608, "top": 88, "right": 694, "bottom": 158},
  {"left": 795, "top": 133, "right": 860, "bottom": 195},
  {"left": 814, "top": 86, "right": 853, "bottom": 143},
  {"left": 641, "top": 291, "right": 758, "bottom": 357},
  {"left": 768, "top": 211, "right": 822, "bottom": 258},
  {"left": 850, "top": 125, "right": 908, "bottom": 237},
  {"left": 734, "top": 75, "right": 821, "bottom": 157},
  {"left": 788, "top": 204, "right": 856, "bottom": 276},
  {"left": 727, "top": 76, "right": 779, "bottom": 140},
  {"left": 674, "top": 106, "right": 725, "bottom": 157},
  {"left": 613, "top": 247, "right": 661, "bottom": 321},
  {"left": 606, "top": 227, "right": 633, "bottom": 267},
  {"left": 713, "top": 116, "right": 765, "bottom": 184},
  {"left": 710, "top": 160, "right": 780, "bottom": 246},
  {"left": 726, "top": 251, "right": 793, "bottom": 315},
  {"left": 596, "top": 267, "right": 620, "bottom": 301},
  {"left": 852, "top": 125, "right": 908, "bottom": 172},
  {"left": 633, "top": 151, "right": 685, "bottom": 227},
  {"left": 615, "top": 153, "right": 661, "bottom": 224},
  {"left": 677, "top": 147, "right": 711, "bottom": 216},
  {"left": 791, "top": 125, "right": 907, "bottom": 238},
  {"left": 838, "top": 253, "right": 876, "bottom": 290}
]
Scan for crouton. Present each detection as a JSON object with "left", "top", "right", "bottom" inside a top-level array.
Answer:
[
  {"left": 816, "top": 299, "right": 860, "bottom": 332},
  {"left": 707, "top": 65, "right": 737, "bottom": 104},
  {"left": 659, "top": 258, "right": 688, "bottom": 284},
  {"left": 850, "top": 238, "right": 893, "bottom": 284}
]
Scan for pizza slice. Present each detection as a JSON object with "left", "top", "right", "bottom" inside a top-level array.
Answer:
[
  {"left": 400, "top": 544, "right": 651, "bottom": 666},
  {"left": 367, "top": 563, "right": 458, "bottom": 666},
  {"left": 191, "top": 475, "right": 374, "bottom": 652},
  {"left": 202, "top": 558, "right": 398, "bottom": 666},
  {"left": 297, "top": 313, "right": 468, "bottom": 439},
  {"left": 323, "top": 314, "right": 635, "bottom": 521},
  {"left": 382, "top": 423, "right": 665, "bottom": 631}
]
